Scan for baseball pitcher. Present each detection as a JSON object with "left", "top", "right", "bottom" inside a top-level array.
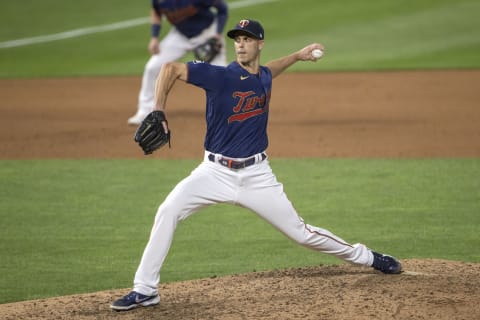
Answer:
[{"left": 112, "top": 19, "right": 402, "bottom": 312}]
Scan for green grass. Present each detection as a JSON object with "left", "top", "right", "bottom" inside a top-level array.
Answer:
[
  {"left": 0, "top": 0, "right": 479, "bottom": 306},
  {"left": 0, "top": 0, "right": 479, "bottom": 78},
  {"left": 1, "top": 159, "right": 479, "bottom": 303}
]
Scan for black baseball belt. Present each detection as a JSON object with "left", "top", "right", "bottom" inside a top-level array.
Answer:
[{"left": 208, "top": 152, "right": 267, "bottom": 169}]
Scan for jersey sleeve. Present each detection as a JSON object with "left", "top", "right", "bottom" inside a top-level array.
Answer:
[
  {"left": 212, "top": 0, "right": 228, "bottom": 34},
  {"left": 187, "top": 61, "right": 225, "bottom": 91}
]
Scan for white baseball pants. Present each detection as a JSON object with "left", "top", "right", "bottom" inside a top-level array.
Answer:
[{"left": 133, "top": 152, "right": 374, "bottom": 296}]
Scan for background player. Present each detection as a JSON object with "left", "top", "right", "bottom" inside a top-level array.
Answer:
[
  {"left": 127, "top": 0, "right": 229, "bottom": 125},
  {"left": 111, "top": 19, "right": 402, "bottom": 311}
]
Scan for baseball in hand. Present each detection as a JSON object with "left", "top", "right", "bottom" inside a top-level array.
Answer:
[{"left": 311, "top": 49, "right": 324, "bottom": 59}]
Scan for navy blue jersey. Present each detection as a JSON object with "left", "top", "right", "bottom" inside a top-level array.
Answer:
[
  {"left": 152, "top": 0, "right": 228, "bottom": 38},
  {"left": 187, "top": 61, "right": 272, "bottom": 158}
]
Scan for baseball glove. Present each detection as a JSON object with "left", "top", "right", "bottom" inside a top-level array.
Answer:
[
  {"left": 193, "top": 37, "right": 221, "bottom": 63},
  {"left": 134, "top": 110, "right": 171, "bottom": 155}
]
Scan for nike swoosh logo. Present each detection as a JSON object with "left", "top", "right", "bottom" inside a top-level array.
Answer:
[
  {"left": 135, "top": 296, "right": 151, "bottom": 304},
  {"left": 240, "top": 76, "right": 249, "bottom": 80}
]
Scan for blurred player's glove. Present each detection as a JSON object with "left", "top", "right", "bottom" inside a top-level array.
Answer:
[
  {"left": 134, "top": 110, "right": 171, "bottom": 155},
  {"left": 193, "top": 37, "right": 221, "bottom": 63}
]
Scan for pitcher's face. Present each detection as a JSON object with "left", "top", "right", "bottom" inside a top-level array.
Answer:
[{"left": 234, "top": 34, "right": 264, "bottom": 65}]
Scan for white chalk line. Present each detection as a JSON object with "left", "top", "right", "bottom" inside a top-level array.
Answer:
[
  {"left": 402, "top": 270, "right": 436, "bottom": 276},
  {"left": 0, "top": 0, "right": 280, "bottom": 49}
]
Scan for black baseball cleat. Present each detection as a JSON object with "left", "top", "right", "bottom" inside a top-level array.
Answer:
[
  {"left": 110, "top": 291, "right": 160, "bottom": 311},
  {"left": 371, "top": 251, "right": 402, "bottom": 274}
]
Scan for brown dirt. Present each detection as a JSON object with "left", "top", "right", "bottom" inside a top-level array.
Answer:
[
  {"left": 1, "top": 70, "right": 479, "bottom": 319},
  {"left": 1, "top": 70, "right": 479, "bottom": 159}
]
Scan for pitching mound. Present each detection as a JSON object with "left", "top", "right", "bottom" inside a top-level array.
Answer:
[{"left": 1, "top": 259, "right": 479, "bottom": 319}]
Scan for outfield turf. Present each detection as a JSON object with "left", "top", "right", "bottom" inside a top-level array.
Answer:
[{"left": 0, "top": 0, "right": 479, "bottom": 77}]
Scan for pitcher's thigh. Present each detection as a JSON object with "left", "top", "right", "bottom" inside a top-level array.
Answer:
[{"left": 158, "top": 163, "right": 236, "bottom": 221}]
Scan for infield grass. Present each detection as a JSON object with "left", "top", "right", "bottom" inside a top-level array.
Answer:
[{"left": 1, "top": 158, "right": 479, "bottom": 303}]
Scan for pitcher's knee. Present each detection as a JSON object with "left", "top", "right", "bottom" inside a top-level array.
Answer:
[
  {"left": 154, "top": 204, "right": 180, "bottom": 224},
  {"left": 155, "top": 199, "right": 193, "bottom": 224},
  {"left": 286, "top": 230, "right": 314, "bottom": 247}
]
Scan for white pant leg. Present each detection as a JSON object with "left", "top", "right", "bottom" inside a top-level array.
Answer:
[
  {"left": 237, "top": 161, "right": 374, "bottom": 266},
  {"left": 137, "top": 28, "right": 190, "bottom": 113},
  {"left": 133, "top": 161, "right": 237, "bottom": 296}
]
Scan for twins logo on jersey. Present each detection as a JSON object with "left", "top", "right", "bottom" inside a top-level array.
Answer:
[{"left": 228, "top": 91, "right": 271, "bottom": 123}]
